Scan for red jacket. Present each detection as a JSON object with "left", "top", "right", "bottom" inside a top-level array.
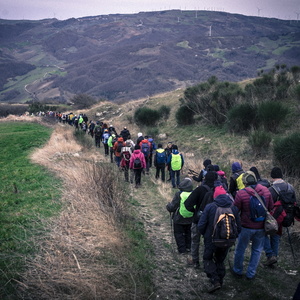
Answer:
[
  {"left": 129, "top": 149, "right": 146, "bottom": 169},
  {"left": 234, "top": 184, "right": 273, "bottom": 229},
  {"left": 113, "top": 137, "right": 125, "bottom": 157}
]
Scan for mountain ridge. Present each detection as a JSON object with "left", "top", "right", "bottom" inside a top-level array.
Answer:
[{"left": 0, "top": 10, "right": 300, "bottom": 103}]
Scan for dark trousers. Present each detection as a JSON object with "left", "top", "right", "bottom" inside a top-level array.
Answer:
[
  {"left": 155, "top": 164, "right": 166, "bottom": 181},
  {"left": 103, "top": 143, "right": 109, "bottom": 155},
  {"left": 134, "top": 168, "right": 143, "bottom": 185},
  {"left": 203, "top": 241, "right": 229, "bottom": 285},
  {"left": 95, "top": 136, "right": 101, "bottom": 147},
  {"left": 171, "top": 170, "right": 181, "bottom": 188},
  {"left": 110, "top": 147, "right": 114, "bottom": 163},
  {"left": 173, "top": 223, "right": 192, "bottom": 253}
]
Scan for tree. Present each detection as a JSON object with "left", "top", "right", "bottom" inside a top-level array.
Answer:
[{"left": 71, "top": 94, "right": 97, "bottom": 109}]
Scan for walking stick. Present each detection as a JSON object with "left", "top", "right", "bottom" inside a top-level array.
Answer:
[
  {"left": 286, "top": 227, "right": 296, "bottom": 263},
  {"left": 169, "top": 212, "right": 175, "bottom": 253}
]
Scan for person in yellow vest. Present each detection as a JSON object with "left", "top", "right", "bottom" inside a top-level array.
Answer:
[
  {"left": 166, "top": 178, "right": 194, "bottom": 254},
  {"left": 167, "top": 145, "right": 184, "bottom": 188},
  {"left": 229, "top": 162, "right": 245, "bottom": 198}
]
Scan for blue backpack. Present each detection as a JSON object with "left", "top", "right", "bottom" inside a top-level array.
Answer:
[
  {"left": 156, "top": 150, "right": 166, "bottom": 164},
  {"left": 141, "top": 142, "right": 150, "bottom": 157},
  {"left": 249, "top": 193, "right": 266, "bottom": 222}
]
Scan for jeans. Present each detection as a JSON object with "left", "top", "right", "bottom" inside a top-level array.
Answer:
[
  {"left": 171, "top": 170, "right": 181, "bottom": 188},
  {"left": 264, "top": 234, "right": 280, "bottom": 258},
  {"left": 233, "top": 227, "right": 265, "bottom": 279},
  {"left": 191, "top": 223, "right": 201, "bottom": 264}
]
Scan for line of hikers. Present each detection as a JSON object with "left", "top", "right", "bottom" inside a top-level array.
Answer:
[
  {"left": 166, "top": 160, "right": 300, "bottom": 294},
  {"left": 70, "top": 119, "right": 300, "bottom": 296}
]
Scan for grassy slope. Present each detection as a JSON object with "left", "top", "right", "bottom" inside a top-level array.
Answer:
[{"left": 0, "top": 122, "right": 61, "bottom": 297}]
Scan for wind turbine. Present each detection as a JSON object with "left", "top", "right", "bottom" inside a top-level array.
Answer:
[
  {"left": 295, "top": 12, "right": 300, "bottom": 22},
  {"left": 257, "top": 7, "right": 262, "bottom": 17}
]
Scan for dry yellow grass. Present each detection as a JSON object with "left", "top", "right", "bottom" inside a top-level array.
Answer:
[{"left": 18, "top": 125, "right": 129, "bottom": 299}]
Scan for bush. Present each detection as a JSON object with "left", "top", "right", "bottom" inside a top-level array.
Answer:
[
  {"left": 134, "top": 107, "right": 161, "bottom": 126},
  {"left": 249, "top": 129, "right": 272, "bottom": 156},
  {"left": 175, "top": 105, "right": 195, "bottom": 125},
  {"left": 158, "top": 105, "right": 170, "bottom": 120},
  {"left": 257, "top": 101, "right": 289, "bottom": 132},
  {"left": 71, "top": 94, "right": 97, "bottom": 109},
  {"left": 227, "top": 103, "right": 258, "bottom": 133},
  {"left": 273, "top": 132, "right": 300, "bottom": 176}
]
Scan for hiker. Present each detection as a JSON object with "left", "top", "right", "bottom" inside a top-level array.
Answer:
[
  {"left": 167, "top": 145, "right": 184, "bottom": 188},
  {"left": 232, "top": 171, "right": 273, "bottom": 280},
  {"left": 88, "top": 120, "right": 95, "bottom": 138},
  {"left": 250, "top": 166, "right": 271, "bottom": 188},
  {"left": 125, "top": 134, "right": 135, "bottom": 151},
  {"left": 107, "top": 133, "right": 116, "bottom": 163},
  {"left": 184, "top": 171, "right": 218, "bottom": 269},
  {"left": 229, "top": 162, "right": 245, "bottom": 198},
  {"left": 108, "top": 124, "right": 116, "bottom": 135},
  {"left": 165, "top": 142, "right": 173, "bottom": 181},
  {"left": 94, "top": 121, "right": 103, "bottom": 148},
  {"left": 120, "top": 141, "right": 133, "bottom": 182},
  {"left": 148, "top": 136, "right": 156, "bottom": 168},
  {"left": 129, "top": 144, "right": 146, "bottom": 188},
  {"left": 113, "top": 136, "right": 125, "bottom": 167},
  {"left": 136, "top": 132, "right": 144, "bottom": 145},
  {"left": 198, "top": 185, "right": 241, "bottom": 293},
  {"left": 214, "top": 165, "right": 228, "bottom": 191},
  {"left": 154, "top": 143, "right": 167, "bottom": 182},
  {"left": 139, "top": 137, "right": 151, "bottom": 174},
  {"left": 166, "top": 178, "right": 194, "bottom": 254},
  {"left": 102, "top": 129, "right": 110, "bottom": 156},
  {"left": 263, "top": 167, "right": 297, "bottom": 266},
  {"left": 120, "top": 127, "right": 130, "bottom": 142},
  {"left": 192, "top": 159, "right": 212, "bottom": 183}
]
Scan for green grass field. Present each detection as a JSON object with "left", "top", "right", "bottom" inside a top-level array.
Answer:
[{"left": 0, "top": 122, "right": 61, "bottom": 296}]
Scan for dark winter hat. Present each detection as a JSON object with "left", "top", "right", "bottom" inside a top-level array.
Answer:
[
  {"left": 250, "top": 166, "right": 261, "bottom": 181},
  {"left": 204, "top": 171, "right": 218, "bottom": 183},
  {"left": 232, "top": 162, "right": 242, "bottom": 173},
  {"left": 135, "top": 145, "right": 140, "bottom": 150},
  {"left": 203, "top": 159, "right": 212, "bottom": 167},
  {"left": 178, "top": 178, "right": 193, "bottom": 192},
  {"left": 172, "top": 144, "right": 178, "bottom": 150},
  {"left": 242, "top": 171, "right": 257, "bottom": 185},
  {"left": 158, "top": 143, "right": 162, "bottom": 148},
  {"left": 271, "top": 167, "right": 283, "bottom": 179},
  {"left": 214, "top": 165, "right": 220, "bottom": 172},
  {"left": 207, "top": 164, "right": 215, "bottom": 172}
]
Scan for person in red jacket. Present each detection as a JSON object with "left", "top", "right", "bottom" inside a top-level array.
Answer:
[
  {"left": 232, "top": 171, "right": 273, "bottom": 280},
  {"left": 113, "top": 137, "right": 125, "bottom": 167},
  {"left": 129, "top": 145, "right": 146, "bottom": 188}
]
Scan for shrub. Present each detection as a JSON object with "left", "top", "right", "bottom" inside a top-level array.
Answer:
[
  {"left": 158, "top": 105, "right": 170, "bottom": 120},
  {"left": 293, "top": 84, "right": 300, "bottom": 101},
  {"left": 71, "top": 94, "right": 97, "bottom": 109},
  {"left": 249, "top": 129, "right": 272, "bottom": 156},
  {"left": 227, "top": 103, "right": 258, "bottom": 133},
  {"left": 257, "top": 101, "right": 289, "bottom": 132},
  {"left": 134, "top": 107, "right": 160, "bottom": 126},
  {"left": 273, "top": 132, "right": 300, "bottom": 176},
  {"left": 175, "top": 105, "right": 195, "bottom": 125}
]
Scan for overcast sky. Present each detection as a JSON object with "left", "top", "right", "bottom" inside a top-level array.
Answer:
[{"left": 0, "top": 0, "right": 299, "bottom": 21}]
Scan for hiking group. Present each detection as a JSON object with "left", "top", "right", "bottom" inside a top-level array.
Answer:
[
  {"left": 166, "top": 160, "right": 300, "bottom": 294},
  {"left": 69, "top": 119, "right": 299, "bottom": 296}
]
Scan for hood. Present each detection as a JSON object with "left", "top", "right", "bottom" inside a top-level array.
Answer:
[
  {"left": 148, "top": 138, "right": 153, "bottom": 142},
  {"left": 178, "top": 178, "right": 193, "bottom": 192},
  {"left": 117, "top": 137, "right": 124, "bottom": 142},
  {"left": 214, "top": 194, "right": 233, "bottom": 207},
  {"left": 232, "top": 162, "right": 242, "bottom": 173},
  {"left": 133, "top": 149, "right": 141, "bottom": 154},
  {"left": 203, "top": 159, "right": 212, "bottom": 167},
  {"left": 172, "top": 149, "right": 180, "bottom": 154}
]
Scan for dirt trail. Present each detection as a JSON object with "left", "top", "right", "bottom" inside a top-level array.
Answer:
[{"left": 130, "top": 173, "right": 224, "bottom": 299}]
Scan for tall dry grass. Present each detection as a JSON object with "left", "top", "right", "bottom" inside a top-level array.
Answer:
[{"left": 18, "top": 126, "right": 132, "bottom": 299}]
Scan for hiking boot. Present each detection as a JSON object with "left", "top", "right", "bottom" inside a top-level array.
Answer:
[
  {"left": 230, "top": 268, "right": 243, "bottom": 278},
  {"left": 186, "top": 257, "right": 200, "bottom": 269},
  {"left": 265, "top": 256, "right": 277, "bottom": 266},
  {"left": 207, "top": 282, "right": 221, "bottom": 293}
]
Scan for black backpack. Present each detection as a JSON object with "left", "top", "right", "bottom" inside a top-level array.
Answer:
[
  {"left": 116, "top": 142, "right": 123, "bottom": 153},
  {"left": 133, "top": 157, "right": 142, "bottom": 169},
  {"left": 95, "top": 126, "right": 102, "bottom": 137},
  {"left": 212, "top": 205, "right": 238, "bottom": 248},
  {"left": 272, "top": 184, "right": 296, "bottom": 227}
]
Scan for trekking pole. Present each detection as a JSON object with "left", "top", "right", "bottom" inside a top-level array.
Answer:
[
  {"left": 286, "top": 227, "right": 296, "bottom": 263},
  {"left": 169, "top": 212, "right": 175, "bottom": 254}
]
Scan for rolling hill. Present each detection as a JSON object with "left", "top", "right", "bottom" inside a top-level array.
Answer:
[{"left": 0, "top": 10, "right": 300, "bottom": 104}]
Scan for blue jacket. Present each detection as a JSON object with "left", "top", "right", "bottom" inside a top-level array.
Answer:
[{"left": 198, "top": 194, "right": 241, "bottom": 242}]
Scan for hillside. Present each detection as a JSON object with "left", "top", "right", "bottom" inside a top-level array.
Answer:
[{"left": 0, "top": 10, "right": 300, "bottom": 104}]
